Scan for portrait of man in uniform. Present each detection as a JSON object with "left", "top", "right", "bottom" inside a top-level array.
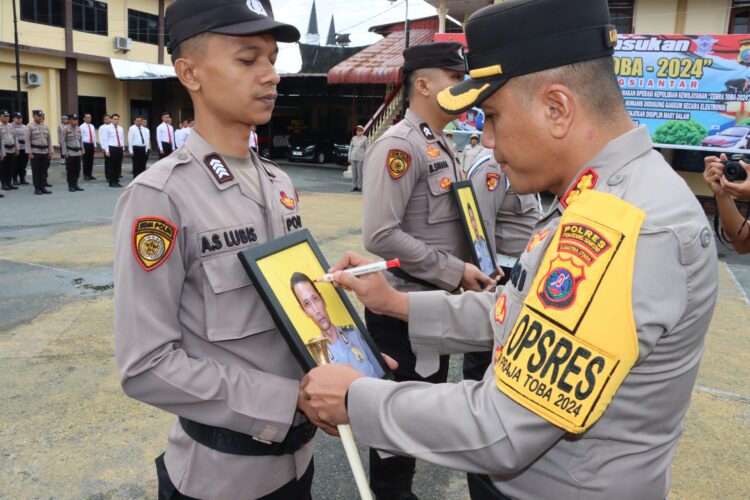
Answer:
[
  {"left": 453, "top": 181, "right": 498, "bottom": 278},
  {"left": 239, "top": 230, "right": 389, "bottom": 377},
  {"left": 290, "top": 272, "right": 382, "bottom": 377}
]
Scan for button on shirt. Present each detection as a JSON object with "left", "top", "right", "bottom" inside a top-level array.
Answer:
[{"left": 128, "top": 125, "right": 151, "bottom": 154}]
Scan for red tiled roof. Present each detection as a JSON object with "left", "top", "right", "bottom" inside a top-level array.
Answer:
[{"left": 327, "top": 29, "right": 436, "bottom": 85}]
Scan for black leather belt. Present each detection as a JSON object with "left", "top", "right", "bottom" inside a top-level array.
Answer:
[
  {"left": 18, "top": 140, "right": 25, "bottom": 144},
  {"left": 31, "top": 143, "right": 47, "bottom": 148},
  {"left": 179, "top": 417, "right": 316, "bottom": 456},
  {"left": 4, "top": 144, "right": 14, "bottom": 148}
]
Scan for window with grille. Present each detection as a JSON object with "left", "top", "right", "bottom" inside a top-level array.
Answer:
[
  {"left": 128, "top": 9, "right": 160, "bottom": 45},
  {"left": 609, "top": 0, "right": 634, "bottom": 35},
  {"left": 72, "top": 0, "right": 108, "bottom": 36},
  {"left": 20, "top": 0, "right": 65, "bottom": 28},
  {"left": 730, "top": 1, "right": 750, "bottom": 34}
]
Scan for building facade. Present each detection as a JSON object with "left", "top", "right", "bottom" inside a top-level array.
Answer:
[{"left": 0, "top": 0, "right": 185, "bottom": 141}]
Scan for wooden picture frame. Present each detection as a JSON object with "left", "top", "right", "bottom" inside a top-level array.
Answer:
[
  {"left": 451, "top": 180, "right": 499, "bottom": 279},
  {"left": 238, "top": 229, "right": 392, "bottom": 378}
]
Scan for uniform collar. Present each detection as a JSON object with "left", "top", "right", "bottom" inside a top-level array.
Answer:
[
  {"left": 542, "top": 126, "right": 653, "bottom": 220},
  {"left": 404, "top": 109, "right": 441, "bottom": 144}
]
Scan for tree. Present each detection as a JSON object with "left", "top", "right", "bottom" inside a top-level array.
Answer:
[{"left": 653, "top": 120, "right": 708, "bottom": 146}]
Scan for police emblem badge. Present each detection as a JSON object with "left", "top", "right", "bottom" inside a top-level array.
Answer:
[
  {"left": 526, "top": 228, "right": 551, "bottom": 253},
  {"left": 561, "top": 168, "right": 598, "bottom": 208},
  {"left": 439, "top": 177, "right": 452, "bottom": 190},
  {"left": 387, "top": 149, "right": 411, "bottom": 179},
  {"left": 426, "top": 144, "right": 440, "bottom": 158},
  {"left": 538, "top": 255, "right": 585, "bottom": 309},
  {"left": 132, "top": 216, "right": 177, "bottom": 271},
  {"left": 486, "top": 172, "right": 501, "bottom": 191},
  {"left": 494, "top": 294, "right": 507, "bottom": 324},
  {"left": 280, "top": 190, "right": 296, "bottom": 210}
]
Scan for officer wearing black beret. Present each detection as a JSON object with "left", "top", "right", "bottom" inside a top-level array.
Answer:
[
  {"left": 300, "top": 0, "right": 718, "bottom": 499},
  {"left": 361, "top": 40, "right": 496, "bottom": 500},
  {"left": 112, "top": 1, "right": 318, "bottom": 499}
]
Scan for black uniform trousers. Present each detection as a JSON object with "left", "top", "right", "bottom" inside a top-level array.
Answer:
[
  {"left": 160, "top": 141, "right": 173, "bottom": 159},
  {"left": 103, "top": 151, "right": 110, "bottom": 182},
  {"left": 31, "top": 153, "right": 50, "bottom": 191},
  {"left": 65, "top": 155, "right": 82, "bottom": 188},
  {"left": 1, "top": 153, "right": 15, "bottom": 188},
  {"left": 15, "top": 150, "right": 28, "bottom": 182},
  {"left": 155, "top": 453, "right": 314, "bottom": 500},
  {"left": 107, "top": 146, "right": 123, "bottom": 185},
  {"left": 365, "top": 309, "right": 450, "bottom": 500},
  {"left": 82, "top": 142, "right": 95, "bottom": 178},
  {"left": 132, "top": 146, "right": 148, "bottom": 177}
]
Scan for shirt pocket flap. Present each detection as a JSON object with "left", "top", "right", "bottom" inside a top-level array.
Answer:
[{"left": 203, "top": 254, "right": 253, "bottom": 293}]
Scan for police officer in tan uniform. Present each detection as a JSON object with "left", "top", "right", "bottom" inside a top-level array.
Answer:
[
  {"left": 300, "top": 1, "right": 719, "bottom": 499},
  {"left": 112, "top": 1, "right": 316, "bottom": 498},
  {"left": 362, "top": 41, "right": 495, "bottom": 499},
  {"left": 0, "top": 109, "right": 19, "bottom": 192},
  {"left": 12, "top": 112, "right": 29, "bottom": 186},
  {"left": 463, "top": 152, "right": 541, "bottom": 381},
  {"left": 26, "top": 110, "right": 53, "bottom": 195},
  {"left": 60, "top": 113, "right": 84, "bottom": 192},
  {"left": 348, "top": 124, "right": 367, "bottom": 192}
]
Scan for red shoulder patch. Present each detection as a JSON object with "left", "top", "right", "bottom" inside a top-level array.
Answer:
[
  {"left": 132, "top": 216, "right": 178, "bottom": 271},
  {"left": 280, "top": 191, "right": 296, "bottom": 210},
  {"left": 387, "top": 149, "right": 411, "bottom": 179}
]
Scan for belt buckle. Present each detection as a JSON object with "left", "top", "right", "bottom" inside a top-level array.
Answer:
[{"left": 252, "top": 436, "right": 273, "bottom": 445}]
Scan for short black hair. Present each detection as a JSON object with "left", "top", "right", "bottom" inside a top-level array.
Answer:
[
  {"left": 111, "top": 113, "right": 120, "bottom": 119},
  {"left": 161, "top": 111, "right": 170, "bottom": 118},
  {"left": 290, "top": 272, "right": 322, "bottom": 307},
  {"left": 102, "top": 114, "right": 110, "bottom": 119}
]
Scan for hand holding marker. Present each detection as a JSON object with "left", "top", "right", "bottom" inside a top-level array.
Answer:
[{"left": 315, "top": 259, "right": 401, "bottom": 283}]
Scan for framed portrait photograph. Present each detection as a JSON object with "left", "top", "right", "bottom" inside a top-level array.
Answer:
[
  {"left": 452, "top": 180, "right": 499, "bottom": 279},
  {"left": 238, "top": 229, "right": 391, "bottom": 378}
]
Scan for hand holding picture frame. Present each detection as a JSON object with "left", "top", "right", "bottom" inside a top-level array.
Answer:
[
  {"left": 451, "top": 180, "right": 499, "bottom": 279},
  {"left": 237, "top": 229, "right": 390, "bottom": 378}
]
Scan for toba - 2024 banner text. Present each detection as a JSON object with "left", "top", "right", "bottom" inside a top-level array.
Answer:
[{"left": 616, "top": 34, "right": 750, "bottom": 154}]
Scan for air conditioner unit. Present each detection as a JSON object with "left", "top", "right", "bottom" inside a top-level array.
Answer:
[
  {"left": 25, "top": 72, "right": 42, "bottom": 86},
  {"left": 114, "top": 36, "right": 132, "bottom": 52}
]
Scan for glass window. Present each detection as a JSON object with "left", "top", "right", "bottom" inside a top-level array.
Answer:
[
  {"left": 21, "top": 0, "right": 65, "bottom": 28},
  {"left": 609, "top": 0, "right": 634, "bottom": 35},
  {"left": 72, "top": 0, "right": 107, "bottom": 35},
  {"left": 731, "top": 2, "right": 750, "bottom": 34},
  {"left": 128, "top": 9, "right": 160, "bottom": 45}
]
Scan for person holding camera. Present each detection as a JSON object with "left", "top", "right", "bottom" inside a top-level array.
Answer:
[{"left": 704, "top": 153, "right": 750, "bottom": 254}]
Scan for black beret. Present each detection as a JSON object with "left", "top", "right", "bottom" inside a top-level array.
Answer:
[
  {"left": 61, "top": 114, "right": 69, "bottom": 119},
  {"left": 69, "top": 113, "right": 79, "bottom": 120},
  {"left": 166, "top": 0, "right": 300, "bottom": 55},
  {"left": 33, "top": 110, "right": 44, "bottom": 116},
  {"left": 0, "top": 110, "right": 8, "bottom": 116},
  {"left": 11, "top": 111, "right": 22, "bottom": 118},
  {"left": 438, "top": 0, "right": 617, "bottom": 114},
  {"left": 403, "top": 42, "right": 466, "bottom": 73}
]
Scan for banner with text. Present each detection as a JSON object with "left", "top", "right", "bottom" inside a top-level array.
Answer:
[{"left": 616, "top": 34, "right": 750, "bottom": 154}]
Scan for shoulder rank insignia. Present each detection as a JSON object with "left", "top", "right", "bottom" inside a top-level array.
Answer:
[
  {"left": 426, "top": 144, "right": 440, "bottom": 158},
  {"left": 486, "top": 172, "right": 501, "bottom": 191},
  {"left": 561, "top": 168, "right": 598, "bottom": 208},
  {"left": 132, "top": 216, "right": 178, "bottom": 271},
  {"left": 280, "top": 191, "right": 296, "bottom": 210},
  {"left": 419, "top": 122, "right": 436, "bottom": 141},
  {"left": 387, "top": 149, "right": 411, "bottom": 179},
  {"left": 526, "top": 228, "right": 551, "bottom": 253},
  {"left": 203, "top": 153, "right": 234, "bottom": 184}
]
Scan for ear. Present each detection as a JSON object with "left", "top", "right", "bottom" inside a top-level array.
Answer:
[
  {"left": 174, "top": 57, "right": 201, "bottom": 93},
  {"left": 542, "top": 84, "right": 575, "bottom": 140},
  {"left": 414, "top": 74, "right": 431, "bottom": 98}
]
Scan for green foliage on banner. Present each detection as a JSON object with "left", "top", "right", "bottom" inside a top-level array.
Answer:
[{"left": 653, "top": 120, "right": 707, "bottom": 146}]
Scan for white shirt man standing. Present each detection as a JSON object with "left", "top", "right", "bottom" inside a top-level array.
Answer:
[
  {"left": 98, "top": 114, "right": 112, "bottom": 181},
  {"left": 80, "top": 113, "right": 97, "bottom": 180},
  {"left": 128, "top": 115, "right": 151, "bottom": 178},
  {"left": 156, "top": 113, "right": 175, "bottom": 158},
  {"left": 104, "top": 113, "right": 125, "bottom": 187}
]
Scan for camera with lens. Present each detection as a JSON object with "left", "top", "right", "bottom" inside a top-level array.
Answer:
[{"left": 721, "top": 154, "right": 749, "bottom": 182}]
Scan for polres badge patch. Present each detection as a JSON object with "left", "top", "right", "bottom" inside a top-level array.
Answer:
[
  {"left": 486, "top": 172, "right": 501, "bottom": 191},
  {"left": 537, "top": 255, "right": 585, "bottom": 310},
  {"left": 387, "top": 149, "right": 411, "bottom": 179},
  {"left": 132, "top": 216, "right": 177, "bottom": 271}
]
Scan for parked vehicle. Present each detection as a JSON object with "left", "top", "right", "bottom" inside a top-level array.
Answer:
[
  {"left": 701, "top": 126, "right": 750, "bottom": 148},
  {"left": 287, "top": 135, "right": 348, "bottom": 164}
]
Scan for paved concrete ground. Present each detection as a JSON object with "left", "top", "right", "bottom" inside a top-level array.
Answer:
[{"left": 0, "top": 159, "right": 748, "bottom": 499}]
